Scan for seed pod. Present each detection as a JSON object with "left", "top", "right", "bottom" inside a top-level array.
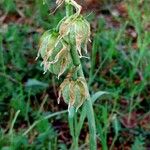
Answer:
[
  {"left": 59, "top": 15, "right": 91, "bottom": 57},
  {"left": 37, "top": 30, "right": 59, "bottom": 59},
  {"left": 58, "top": 77, "right": 89, "bottom": 112},
  {"left": 37, "top": 29, "right": 72, "bottom": 76},
  {"left": 47, "top": 43, "right": 73, "bottom": 78}
]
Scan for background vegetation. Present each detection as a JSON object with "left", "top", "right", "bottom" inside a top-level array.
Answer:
[{"left": 0, "top": 0, "right": 150, "bottom": 149}]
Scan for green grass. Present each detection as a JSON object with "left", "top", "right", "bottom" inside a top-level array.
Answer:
[{"left": 0, "top": 0, "right": 150, "bottom": 149}]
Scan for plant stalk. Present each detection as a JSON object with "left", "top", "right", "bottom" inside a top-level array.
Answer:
[{"left": 65, "top": 2, "right": 97, "bottom": 149}]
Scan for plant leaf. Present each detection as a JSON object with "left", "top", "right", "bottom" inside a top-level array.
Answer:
[
  {"left": 25, "top": 79, "right": 49, "bottom": 88},
  {"left": 91, "top": 91, "right": 109, "bottom": 104}
]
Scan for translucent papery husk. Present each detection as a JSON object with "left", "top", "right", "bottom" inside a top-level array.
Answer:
[
  {"left": 58, "top": 78, "right": 70, "bottom": 104},
  {"left": 37, "top": 30, "right": 59, "bottom": 59},
  {"left": 59, "top": 15, "right": 91, "bottom": 57},
  {"left": 49, "top": 45, "right": 73, "bottom": 78},
  {"left": 74, "top": 77, "right": 89, "bottom": 110},
  {"left": 58, "top": 77, "right": 89, "bottom": 112},
  {"left": 74, "top": 18, "right": 90, "bottom": 56},
  {"left": 47, "top": 44, "right": 73, "bottom": 77},
  {"left": 37, "top": 29, "right": 72, "bottom": 76}
]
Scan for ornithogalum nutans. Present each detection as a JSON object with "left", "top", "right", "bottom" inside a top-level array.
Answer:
[
  {"left": 58, "top": 77, "right": 89, "bottom": 112},
  {"left": 37, "top": 30, "right": 72, "bottom": 77}
]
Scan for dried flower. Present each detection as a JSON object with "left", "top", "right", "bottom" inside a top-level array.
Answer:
[
  {"left": 37, "top": 30, "right": 59, "bottom": 60},
  {"left": 59, "top": 15, "right": 91, "bottom": 57},
  {"left": 37, "top": 30, "right": 72, "bottom": 77},
  {"left": 58, "top": 77, "right": 89, "bottom": 112},
  {"left": 47, "top": 42, "right": 73, "bottom": 78}
]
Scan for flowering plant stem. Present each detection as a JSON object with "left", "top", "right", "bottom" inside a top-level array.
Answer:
[{"left": 66, "top": 2, "right": 97, "bottom": 150}]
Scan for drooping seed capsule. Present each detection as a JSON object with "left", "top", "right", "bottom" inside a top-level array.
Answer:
[
  {"left": 37, "top": 30, "right": 59, "bottom": 60},
  {"left": 59, "top": 15, "right": 91, "bottom": 57},
  {"left": 58, "top": 77, "right": 89, "bottom": 112},
  {"left": 47, "top": 42, "right": 73, "bottom": 78},
  {"left": 37, "top": 29, "right": 72, "bottom": 77}
]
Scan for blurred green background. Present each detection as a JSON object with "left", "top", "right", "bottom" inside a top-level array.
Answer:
[{"left": 0, "top": 0, "right": 150, "bottom": 149}]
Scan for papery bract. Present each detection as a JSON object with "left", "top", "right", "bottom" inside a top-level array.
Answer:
[
  {"left": 58, "top": 77, "right": 89, "bottom": 112},
  {"left": 59, "top": 15, "right": 91, "bottom": 57},
  {"left": 37, "top": 30, "right": 72, "bottom": 76}
]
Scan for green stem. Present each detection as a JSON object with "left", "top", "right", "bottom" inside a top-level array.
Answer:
[
  {"left": 66, "top": 3, "right": 79, "bottom": 150},
  {"left": 65, "top": 2, "right": 97, "bottom": 149},
  {"left": 68, "top": 115, "right": 78, "bottom": 150},
  {"left": 9, "top": 110, "right": 20, "bottom": 135},
  {"left": 65, "top": 2, "right": 73, "bottom": 17},
  {"left": 69, "top": 113, "right": 79, "bottom": 150}
]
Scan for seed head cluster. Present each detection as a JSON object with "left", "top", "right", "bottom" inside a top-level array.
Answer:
[{"left": 37, "top": 0, "right": 91, "bottom": 112}]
